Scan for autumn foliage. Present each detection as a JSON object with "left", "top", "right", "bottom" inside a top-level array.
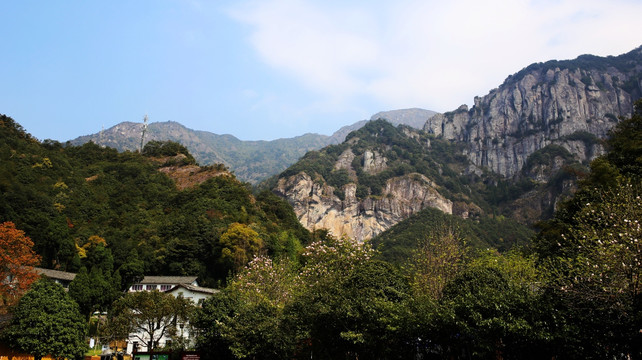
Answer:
[{"left": 0, "top": 221, "right": 41, "bottom": 308}]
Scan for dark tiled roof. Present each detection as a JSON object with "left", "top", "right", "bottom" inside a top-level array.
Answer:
[
  {"left": 139, "top": 276, "right": 198, "bottom": 285},
  {"left": 34, "top": 267, "right": 76, "bottom": 281}
]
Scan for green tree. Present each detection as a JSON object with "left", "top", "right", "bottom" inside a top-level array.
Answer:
[
  {"left": 219, "top": 223, "right": 264, "bottom": 274},
  {"left": 4, "top": 278, "right": 87, "bottom": 360},
  {"left": 291, "top": 236, "right": 411, "bottom": 359},
  {"left": 542, "top": 179, "right": 642, "bottom": 358},
  {"left": 604, "top": 98, "right": 642, "bottom": 177},
  {"left": 193, "top": 291, "right": 239, "bottom": 360},
  {"left": 68, "top": 266, "right": 92, "bottom": 317},
  {"left": 532, "top": 102, "right": 642, "bottom": 358},
  {"left": 195, "top": 256, "right": 301, "bottom": 359},
  {"left": 407, "top": 226, "right": 467, "bottom": 299},
  {"left": 104, "top": 290, "right": 194, "bottom": 352},
  {"left": 439, "top": 265, "right": 544, "bottom": 359}
]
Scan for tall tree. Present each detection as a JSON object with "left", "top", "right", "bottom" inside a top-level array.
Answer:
[
  {"left": 407, "top": 226, "right": 467, "bottom": 299},
  {"left": 104, "top": 290, "right": 194, "bottom": 351},
  {"left": 4, "top": 278, "right": 87, "bottom": 360},
  {"left": 68, "top": 266, "right": 92, "bottom": 317},
  {"left": 533, "top": 100, "right": 642, "bottom": 358},
  {"left": 0, "top": 221, "right": 40, "bottom": 308},
  {"left": 219, "top": 222, "right": 264, "bottom": 274},
  {"left": 543, "top": 179, "right": 642, "bottom": 358},
  {"left": 439, "top": 265, "right": 545, "bottom": 359}
]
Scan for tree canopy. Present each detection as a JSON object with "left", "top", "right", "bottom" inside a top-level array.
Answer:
[
  {"left": 104, "top": 290, "right": 194, "bottom": 352},
  {"left": 3, "top": 278, "right": 87, "bottom": 360},
  {"left": 0, "top": 221, "right": 40, "bottom": 308}
]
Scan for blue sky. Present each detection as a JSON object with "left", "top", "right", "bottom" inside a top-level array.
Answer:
[{"left": 1, "top": 0, "right": 640, "bottom": 142}]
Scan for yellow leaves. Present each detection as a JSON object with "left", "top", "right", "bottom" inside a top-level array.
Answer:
[
  {"left": 75, "top": 235, "right": 108, "bottom": 258},
  {"left": 409, "top": 226, "right": 467, "bottom": 300},
  {"left": 220, "top": 223, "right": 264, "bottom": 272},
  {"left": 75, "top": 243, "right": 87, "bottom": 258},
  {"left": 53, "top": 181, "right": 68, "bottom": 190},
  {"left": 31, "top": 157, "right": 53, "bottom": 169}
]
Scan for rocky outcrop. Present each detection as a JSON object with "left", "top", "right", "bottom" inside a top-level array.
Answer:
[
  {"left": 424, "top": 48, "right": 642, "bottom": 178},
  {"left": 333, "top": 148, "right": 357, "bottom": 179},
  {"left": 275, "top": 172, "right": 452, "bottom": 242},
  {"left": 275, "top": 47, "right": 642, "bottom": 237},
  {"left": 362, "top": 150, "right": 387, "bottom": 174},
  {"left": 156, "top": 158, "right": 233, "bottom": 190}
]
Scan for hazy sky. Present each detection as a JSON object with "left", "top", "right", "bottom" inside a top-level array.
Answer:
[{"left": 1, "top": 1, "right": 640, "bottom": 141}]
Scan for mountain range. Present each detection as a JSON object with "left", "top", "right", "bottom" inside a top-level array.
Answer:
[
  {"left": 69, "top": 46, "right": 642, "bottom": 243},
  {"left": 273, "top": 46, "right": 642, "bottom": 242},
  {"left": 69, "top": 109, "right": 437, "bottom": 184}
]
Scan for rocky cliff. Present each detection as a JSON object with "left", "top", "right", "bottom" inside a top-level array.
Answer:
[
  {"left": 424, "top": 47, "right": 642, "bottom": 178},
  {"left": 275, "top": 46, "right": 642, "bottom": 241},
  {"left": 275, "top": 171, "right": 452, "bottom": 241}
]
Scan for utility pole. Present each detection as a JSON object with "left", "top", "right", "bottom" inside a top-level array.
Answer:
[
  {"left": 139, "top": 114, "right": 148, "bottom": 152},
  {"left": 99, "top": 124, "right": 105, "bottom": 148}
]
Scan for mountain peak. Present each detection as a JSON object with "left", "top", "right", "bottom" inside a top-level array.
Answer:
[{"left": 369, "top": 108, "right": 438, "bottom": 129}]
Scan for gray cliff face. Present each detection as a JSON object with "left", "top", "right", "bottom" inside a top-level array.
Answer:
[
  {"left": 275, "top": 172, "right": 452, "bottom": 242},
  {"left": 275, "top": 47, "right": 642, "bottom": 237},
  {"left": 362, "top": 150, "right": 388, "bottom": 174},
  {"left": 424, "top": 49, "right": 642, "bottom": 178}
]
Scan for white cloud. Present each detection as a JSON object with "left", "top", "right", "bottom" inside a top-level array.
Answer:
[{"left": 229, "top": 0, "right": 642, "bottom": 113}]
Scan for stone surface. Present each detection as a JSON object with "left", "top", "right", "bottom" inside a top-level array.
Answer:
[
  {"left": 362, "top": 150, "right": 387, "bottom": 174},
  {"left": 275, "top": 172, "right": 452, "bottom": 242},
  {"left": 424, "top": 50, "right": 642, "bottom": 178}
]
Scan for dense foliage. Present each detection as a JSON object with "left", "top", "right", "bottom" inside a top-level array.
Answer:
[
  {"left": 532, "top": 99, "right": 642, "bottom": 358},
  {"left": 71, "top": 121, "right": 333, "bottom": 184},
  {"left": 142, "top": 140, "right": 196, "bottom": 165},
  {"left": 373, "top": 207, "right": 534, "bottom": 263},
  {"left": 0, "top": 115, "right": 311, "bottom": 289},
  {"left": 503, "top": 45, "right": 642, "bottom": 90},
  {"left": 2, "top": 102, "right": 641, "bottom": 359},
  {"left": 190, "top": 103, "right": 642, "bottom": 359},
  {"left": 104, "top": 290, "right": 194, "bottom": 352},
  {"left": 3, "top": 278, "right": 88, "bottom": 360}
]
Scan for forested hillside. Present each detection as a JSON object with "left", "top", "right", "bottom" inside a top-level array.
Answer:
[
  {"left": 271, "top": 46, "right": 642, "bottom": 247},
  {"left": 70, "top": 109, "right": 437, "bottom": 184},
  {"left": 0, "top": 115, "right": 310, "bottom": 289},
  {"left": 1, "top": 101, "right": 641, "bottom": 359},
  {"left": 271, "top": 119, "right": 552, "bottom": 245},
  {"left": 195, "top": 101, "right": 642, "bottom": 359}
]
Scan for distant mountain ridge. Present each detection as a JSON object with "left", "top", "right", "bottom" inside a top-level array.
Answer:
[
  {"left": 69, "top": 109, "right": 437, "bottom": 183},
  {"left": 273, "top": 45, "right": 642, "bottom": 241}
]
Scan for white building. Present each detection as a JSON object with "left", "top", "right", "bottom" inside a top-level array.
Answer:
[
  {"left": 124, "top": 276, "right": 218, "bottom": 354},
  {"left": 128, "top": 276, "right": 198, "bottom": 292}
]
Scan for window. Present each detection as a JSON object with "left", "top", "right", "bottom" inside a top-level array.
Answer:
[
  {"left": 145, "top": 284, "right": 157, "bottom": 290},
  {"left": 131, "top": 284, "right": 143, "bottom": 291},
  {"left": 160, "top": 284, "right": 172, "bottom": 291}
]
